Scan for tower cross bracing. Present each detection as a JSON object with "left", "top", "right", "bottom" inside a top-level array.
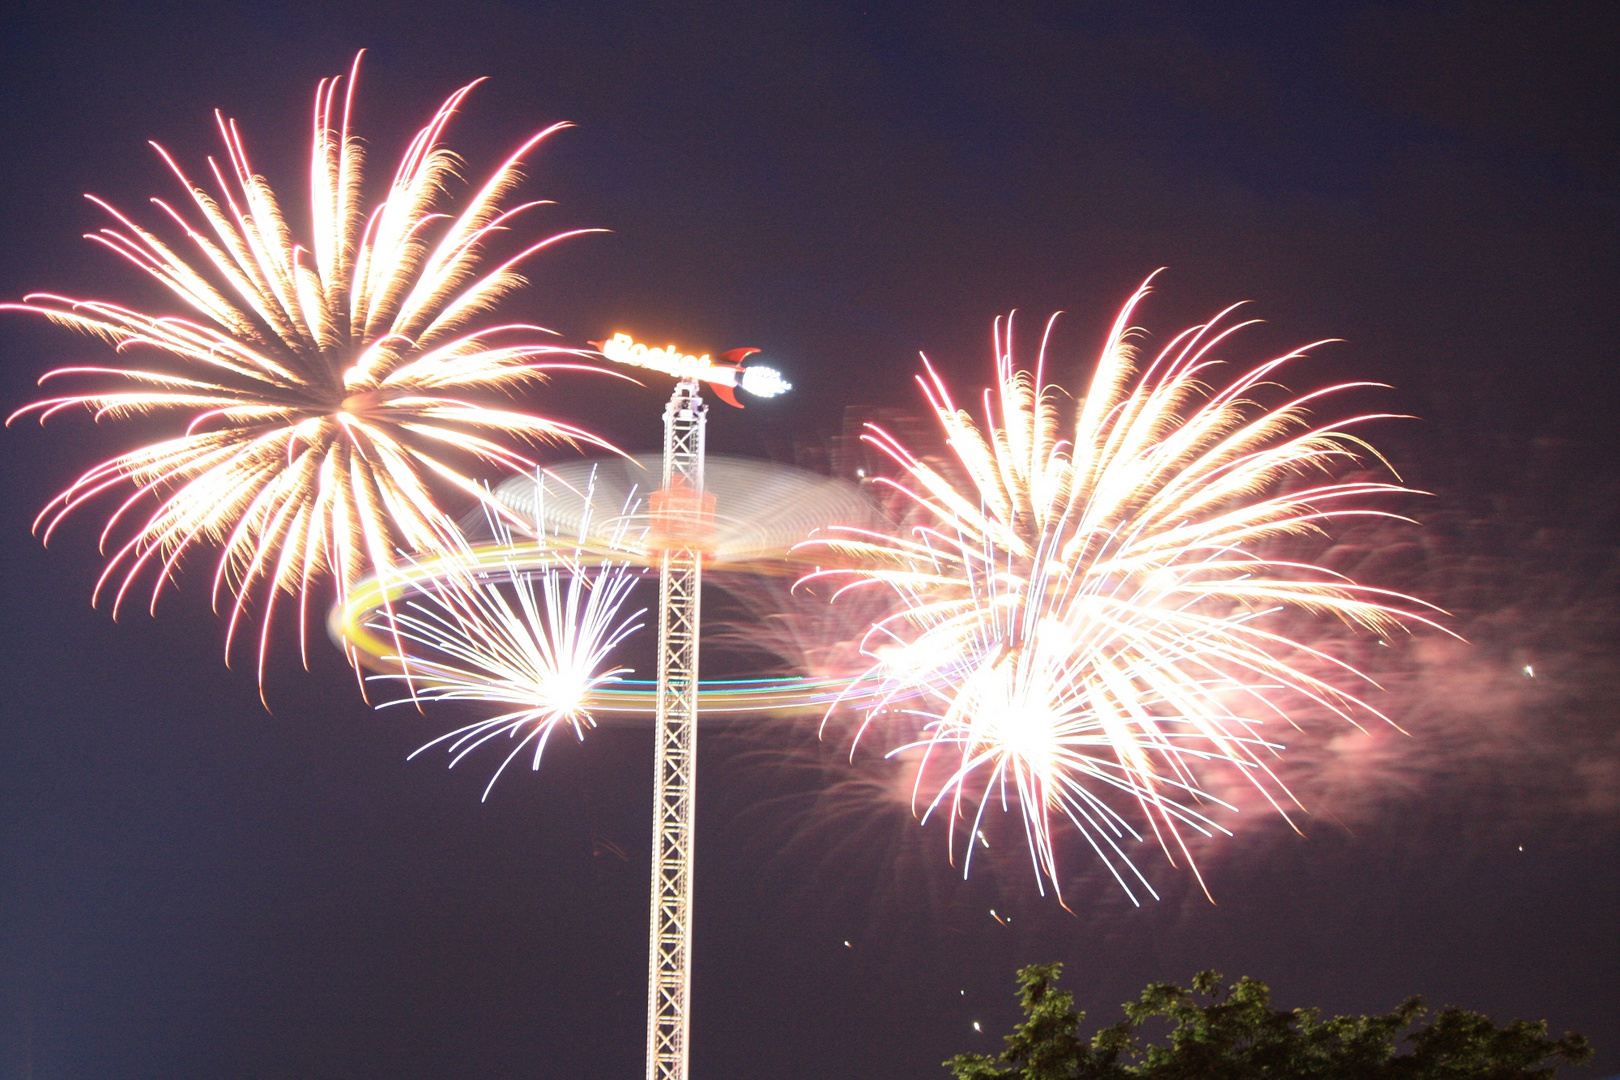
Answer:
[{"left": 646, "top": 379, "right": 706, "bottom": 1080}]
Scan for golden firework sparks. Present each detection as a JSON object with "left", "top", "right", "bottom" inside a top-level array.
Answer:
[
  {"left": 802, "top": 277, "right": 1448, "bottom": 903},
  {"left": 6, "top": 54, "right": 623, "bottom": 684}
]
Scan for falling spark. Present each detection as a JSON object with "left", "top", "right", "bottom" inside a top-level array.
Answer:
[
  {"left": 803, "top": 277, "right": 1447, "bottom": 904},
  {"left": 370, "top": 476, "right": 647, "bottom": 799},
  {"left": 5, "top": 53, "right": 620, "bottom": 683}
]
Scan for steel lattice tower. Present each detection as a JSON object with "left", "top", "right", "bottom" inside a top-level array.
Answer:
[{"left": 646, "top": 378, "right": 707, "bottom": 1080}]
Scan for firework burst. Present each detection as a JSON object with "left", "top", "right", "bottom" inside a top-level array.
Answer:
[
  {"left": 6, "top": 54, "right": 620, "bottom": 681},
  {"left": 802, "top": 277, "right": 1447, "bottom": 903},
  {"left": 370, "top": 477, "right": 647, "bottom": 799}
]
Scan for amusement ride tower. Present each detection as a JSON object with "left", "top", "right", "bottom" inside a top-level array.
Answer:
[
  {"left": 645, "top": 375, "right": 706, "bottom": 1080},
  {"left": 339, "top": 332, "right": 869, "bottom": 1080},
  {"left": 596, "top": 334, "right": 790, "bottom": 1080}
]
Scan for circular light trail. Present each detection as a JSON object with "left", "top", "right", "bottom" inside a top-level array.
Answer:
[{"left": 331, "top": 455, "right": 888, "bottom": 718}]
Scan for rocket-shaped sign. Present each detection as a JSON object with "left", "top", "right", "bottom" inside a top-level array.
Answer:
[{"left": 593, "top": 332, "right": 791, "bottom": 407}]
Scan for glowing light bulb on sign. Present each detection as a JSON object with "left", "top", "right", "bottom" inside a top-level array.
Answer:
[{"left": 595, "top": 332, "right": 791, "bottom": 407}]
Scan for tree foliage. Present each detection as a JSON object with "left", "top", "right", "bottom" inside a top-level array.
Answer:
[{"left": 948, "top": 963, "right": 1592, "bottom": 1080}]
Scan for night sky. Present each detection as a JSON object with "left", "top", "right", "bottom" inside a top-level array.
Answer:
[{"left": 2, "top": 3, "right": 1617, "bottom": 1078}]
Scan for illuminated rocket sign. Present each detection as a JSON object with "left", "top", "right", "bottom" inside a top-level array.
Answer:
[{"left": 596, "top": 332, "right": 791, "bottom": 407}]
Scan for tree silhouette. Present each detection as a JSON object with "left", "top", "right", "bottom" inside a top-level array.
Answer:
[{"left": 949, "top": 963, "right": 1592, "bottom": 1080}]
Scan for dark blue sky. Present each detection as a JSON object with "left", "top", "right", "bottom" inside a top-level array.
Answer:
[{"left": 2, "top": 3, "right": 1616, "bottom": 1078}]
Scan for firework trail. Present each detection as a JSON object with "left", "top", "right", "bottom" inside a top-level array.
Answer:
[
  {"left": 802, "top": 277, "right": 1447, "bottom": 904},
  {"left": 369, "top": 473, "right": 647, "bottom": 800},
  {"left": 6, "top": 53, "right": 621, "bottom": 682}
]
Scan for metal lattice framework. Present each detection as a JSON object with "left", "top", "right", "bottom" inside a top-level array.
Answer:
[
  {"left": 647, "top": 379, "right": 707, "bottom": 1080},
  {"left": 331, "top": 385, "right": 871, "bottom": 1080}
]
